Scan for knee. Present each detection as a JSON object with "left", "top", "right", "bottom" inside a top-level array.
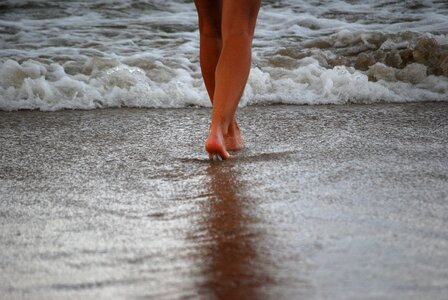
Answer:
[
  {"left": 222, "top": 27, "right": 254, "bottom": 43},
  {"left": 195, "top": 0, "right": 222, "bottom": 38},
  {"left": 222, "top": 30, "right": 253, "bottom": 42},
  {"left": 221, "top": 15, "right": 258, "bottom": 41}
]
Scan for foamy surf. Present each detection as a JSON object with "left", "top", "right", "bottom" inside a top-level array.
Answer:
[
  {"left": 0, "top": 58, "right": 207, "bottom": 110},
  {"left": 1, "top": 0, "right": 447, "bottom": 110}
]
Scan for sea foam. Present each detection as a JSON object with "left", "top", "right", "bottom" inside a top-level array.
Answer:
[
  {"left": 0, "top": 59, "right": 208, "bottom": 110},
  {"left": 1, "top": 56, "right": 447, "bottom": 111}
]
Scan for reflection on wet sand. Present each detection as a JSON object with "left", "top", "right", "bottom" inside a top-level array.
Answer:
[{"left": 194, "top": 163, "right": 272, "bottom": 299}]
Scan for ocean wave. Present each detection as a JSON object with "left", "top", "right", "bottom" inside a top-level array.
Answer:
[
  {"left": 1, "top": 0, "right": 447, "bottom": 110},
  {"left": 1, "top": 53, "right": 447, "bottom": 111}
]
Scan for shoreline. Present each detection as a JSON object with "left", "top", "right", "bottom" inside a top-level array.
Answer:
[{"left": 1, "top": 99, "right": 448, "bottom": 113}]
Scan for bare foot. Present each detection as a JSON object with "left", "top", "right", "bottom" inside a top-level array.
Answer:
[
  {"left": 225, "top": 120, "right": 245, "bottom": 151},
  {"left": 205, "top": 129, "right": 230, "bottom": 160}
]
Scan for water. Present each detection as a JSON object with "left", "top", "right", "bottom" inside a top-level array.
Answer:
[{"left": 0, "top": 0, "right": 448, "bottom": 110}]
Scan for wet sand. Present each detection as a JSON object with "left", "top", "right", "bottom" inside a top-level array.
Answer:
[{"left": 1, "top": 103, "right": 448, "bottom": 300}]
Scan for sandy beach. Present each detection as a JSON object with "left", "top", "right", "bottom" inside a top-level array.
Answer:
[{"left": 1, "top": 102, "right": 448, "bottom": 299}]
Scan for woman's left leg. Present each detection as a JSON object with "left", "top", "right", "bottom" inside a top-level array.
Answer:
[{"left": 194, "top": 0, "right": 222, "bottom": 103}]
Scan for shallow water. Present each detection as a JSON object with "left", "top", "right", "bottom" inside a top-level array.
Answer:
[
  {"left": 1, "top": 103, "right": 448, "bottom": 299},
  {"left": 1, "top": 0, "right": 448, "bottom": 110}
]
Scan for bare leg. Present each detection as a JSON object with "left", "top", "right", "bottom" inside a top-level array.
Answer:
[
  {"left": 205, "top": 0, "right": 260, "bottom": 159},
  {"left": 194, "top": 0, "right": 222, "bottom": 102},
  {"left": 195, "top": 0, "right": 252, "bottom": 157}
]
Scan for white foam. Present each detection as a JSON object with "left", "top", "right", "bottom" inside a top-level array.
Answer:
[
  {"left": 2, "top": 56, "right": 446, "bottom": 111},
  {"left": 0, "top": 59, "right": 209, "bottom": 111},
  {"left": 244, "top": 59, "right": 445, "bottom": 105}
]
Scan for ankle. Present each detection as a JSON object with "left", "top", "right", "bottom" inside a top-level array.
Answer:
[
  {"left": 227, "top": 120, "right": 240, "bottom": 134},
  {"left": 210, "top": 120, "right": 230, "bottom": 136}
]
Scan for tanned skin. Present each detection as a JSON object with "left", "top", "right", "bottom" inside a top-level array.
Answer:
[{"left": 195, "top": 0, "right": 261, "bottom": 160}]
